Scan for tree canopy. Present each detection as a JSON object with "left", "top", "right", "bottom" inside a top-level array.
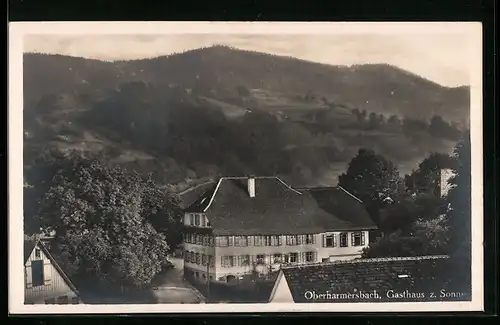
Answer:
[
  {"left": 36, "top": 153, "right": 178, "bottom": 288},
  {"left": 362, "top": 131, "right": 471, "bottom": 282},
  {"left": 338, "top": 148, "right": 403, "bottom": 205},
  {"left": 404, "top": 152, "right": 457, "bottom": 195}
]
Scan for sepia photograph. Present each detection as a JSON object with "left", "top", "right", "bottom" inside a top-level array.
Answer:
[{"left": 8, "top": 22, "right": 483, "bottom": 313}]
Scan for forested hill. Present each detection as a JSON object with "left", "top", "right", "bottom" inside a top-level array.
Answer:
[
  {"left": 24, "top": 46, "right": 470, "bottom": 122},
  {"left": 23, "top": 46, "right": 470, "bottom": 189}
]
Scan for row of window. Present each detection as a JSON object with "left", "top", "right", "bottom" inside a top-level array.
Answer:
[
  {"left": 184, "top": 233, "right": 214, "bottom": 246},
  {"left": 184, "top": 232, "right": 367, "bottom": 248},
  {"left": 187, "top": 214, "right": 210, "bottom": 227},
  {"left": 220, "top": 252, "right": 318, "bottom": 267},
  {"left": 322, "top": 232, "right": 366, "bottom": 248},
  {"left": 184, "top": 251, "right": 215, "bottom": 267},
  {"left": 184, "top": 234, "right": 316, "bottom": 247}
]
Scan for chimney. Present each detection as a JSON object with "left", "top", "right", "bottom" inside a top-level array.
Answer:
[{"left": 248, "top": 175, "right": 255, "bottom": 198}]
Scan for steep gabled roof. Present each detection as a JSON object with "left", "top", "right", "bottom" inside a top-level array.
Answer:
[
  {"left": 185, "top": 176, "right": 376, "bottom": 235},
  {"left": 297, "top": 186, "right": 377, "bottom": 231},
  {"left": 24, "top": 238, "right": 80, "bottom": 295},
  {"left": 275, "top": 255, "right": 462, "bottom": 303},
  {"left": 24, "top": 239, "right": 38, "bottom": 264},
  {"left": 176, "top": 180, "right": 217, "bottom": 210}
]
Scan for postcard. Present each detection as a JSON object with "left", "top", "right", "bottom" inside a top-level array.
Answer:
[{"left": 8, "top": 21, "right": 483, "bottom": 314}]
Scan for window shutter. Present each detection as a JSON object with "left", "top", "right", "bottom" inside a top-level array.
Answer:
[
  {"left": 312, "top": 235, "right": 316, "bottom": 244},
  {"left": 228, "top": 236, "right": 234, "bottom": 246},
  {"left": 322, "top": 234, "right": 326, "bottom": 247},
  {"left": 25, "top": 265, "right": 33, "bottom": 289},
  {"left": 361, "top": 232, "right": 366, "bottom": 245},
  {"left": 298, "top": 235, "right": 303, "bottom": 245},
  {"left": 43, "top": 260, "right": 52, "bottom": 285},
  {"left": 351, "top": 233, "right": 355, "bottom": 246},
  {"left": 333, "top": 234, "right": 337, "bottom": 247},
  {"left": 313, "top": 252, "right": 318, "bottom": 262}
]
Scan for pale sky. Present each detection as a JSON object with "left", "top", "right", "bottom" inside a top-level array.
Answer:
[{"left": 24, "top": 34, "right": 472, "bottom": 87}]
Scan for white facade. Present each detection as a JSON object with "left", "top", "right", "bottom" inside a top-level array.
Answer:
[{"left": 182, "top": 212, "right": 369, "bottom": 283}]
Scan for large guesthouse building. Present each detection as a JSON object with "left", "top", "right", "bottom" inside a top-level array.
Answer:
[{"left": 181, "top": 176, "right": 377, "bottom": 284}]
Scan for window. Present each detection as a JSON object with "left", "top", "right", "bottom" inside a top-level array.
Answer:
[
  {"left": 305, "top": 252, "right": 316, "bottom": 262},
  {"left": 221, "top": 256, "right": 236, "bottom": 267},
  {"left": 339, "top": 233, "right": 348, "bottom": 247},
  {"left": 195, "top": 253, "right": 201, "bottom": 265},
  {"left": 203, "top": 235, "right": 210, "bottom": 246},
  {"left": 34, "top": 248, "right": 41, "bottom": 259},
  {"left": 286, "top": 235, "right": 299, "bottom": 246},
  {"left": 31, "top": 260, "right": 44, "bottom": 287},
  {"left": 234, "top": 236, "right": 248, "bottom": 247},
  {"left": 209, "top": 236, "right": 214, "bottom": 246},
  {"left": 273, "top": 253, "right": 282, "bottom": 264},
  {"left": 256, "top": 254, "right": 266, "bottom": 265},
  {"left": 194, "top": 214, "right": 200, "bottom": 226},
  {"left": 305, "top": 234, "right": 315, "bottom": 244},
  {"left": 351, "top": 232, "right": 366, "bottom": 246},
  {"left": 238, "top": 255, "right": 250, "bottom": 266},
  {"left": 189, "top": 214, "right": 194, "bottom": 226},
  {"left": 325, "top": 234, "right": 337, "bottom": 247},
  {"left": 261, "top": 235, "right": 281, "bottom": 246},
  {"left": 201, "top": 254, "right": 208, "bottom": 266},
  {"left": 217, "top": 236, "right": 229, "bottom": 247},
  {"left": 289, "top": 253, "right": 298, "bottom": 263},
  {"left": 254, "top": 236, "right": 263, "bottom": 246}
]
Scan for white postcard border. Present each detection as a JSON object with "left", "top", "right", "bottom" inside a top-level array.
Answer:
[{"left": 8, "top": 21, "right": 484, "bottom": 314}]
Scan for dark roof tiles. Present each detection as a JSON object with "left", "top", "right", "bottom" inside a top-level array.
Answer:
[
  {"left": 279, "top": 255, "right": 463, "bottom": 303},
  {"left": 183, "top": 177, "right": 376, "bottom": 235}
]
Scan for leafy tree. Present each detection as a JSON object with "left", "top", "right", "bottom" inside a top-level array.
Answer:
[
  {"left": 37, "top": 153, "right": 175, "bottom": 288},
  {"left": 429, "top": 115, "right": 462, "bottom": 140},
  {"left": 379, "top": 191, "right": 447, "bottom": 236},
  {"left": 387, "top": 114, "right": 401, "bottom": 126},
  {"left": 405, "top": 152, "right": 457, "bottom": 195},
  {"left": 338, "top": 149, "right": 404, "bottom": 226},
  {"left": 446, "top": 132, "right": 471, "bottom": 253},
  {"left": 368, "top": 112, "right": 380, "bottom": 129},
  {"left": 338, "top": 148, "right": 403, "bottom": 205},
  {"left": 363, "top": 215, "right": 449, "bottom": 258}
]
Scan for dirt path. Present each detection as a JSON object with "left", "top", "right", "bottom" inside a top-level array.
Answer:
[{"left": 150, "top": 257, "right": 206, "bottom": 304}]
